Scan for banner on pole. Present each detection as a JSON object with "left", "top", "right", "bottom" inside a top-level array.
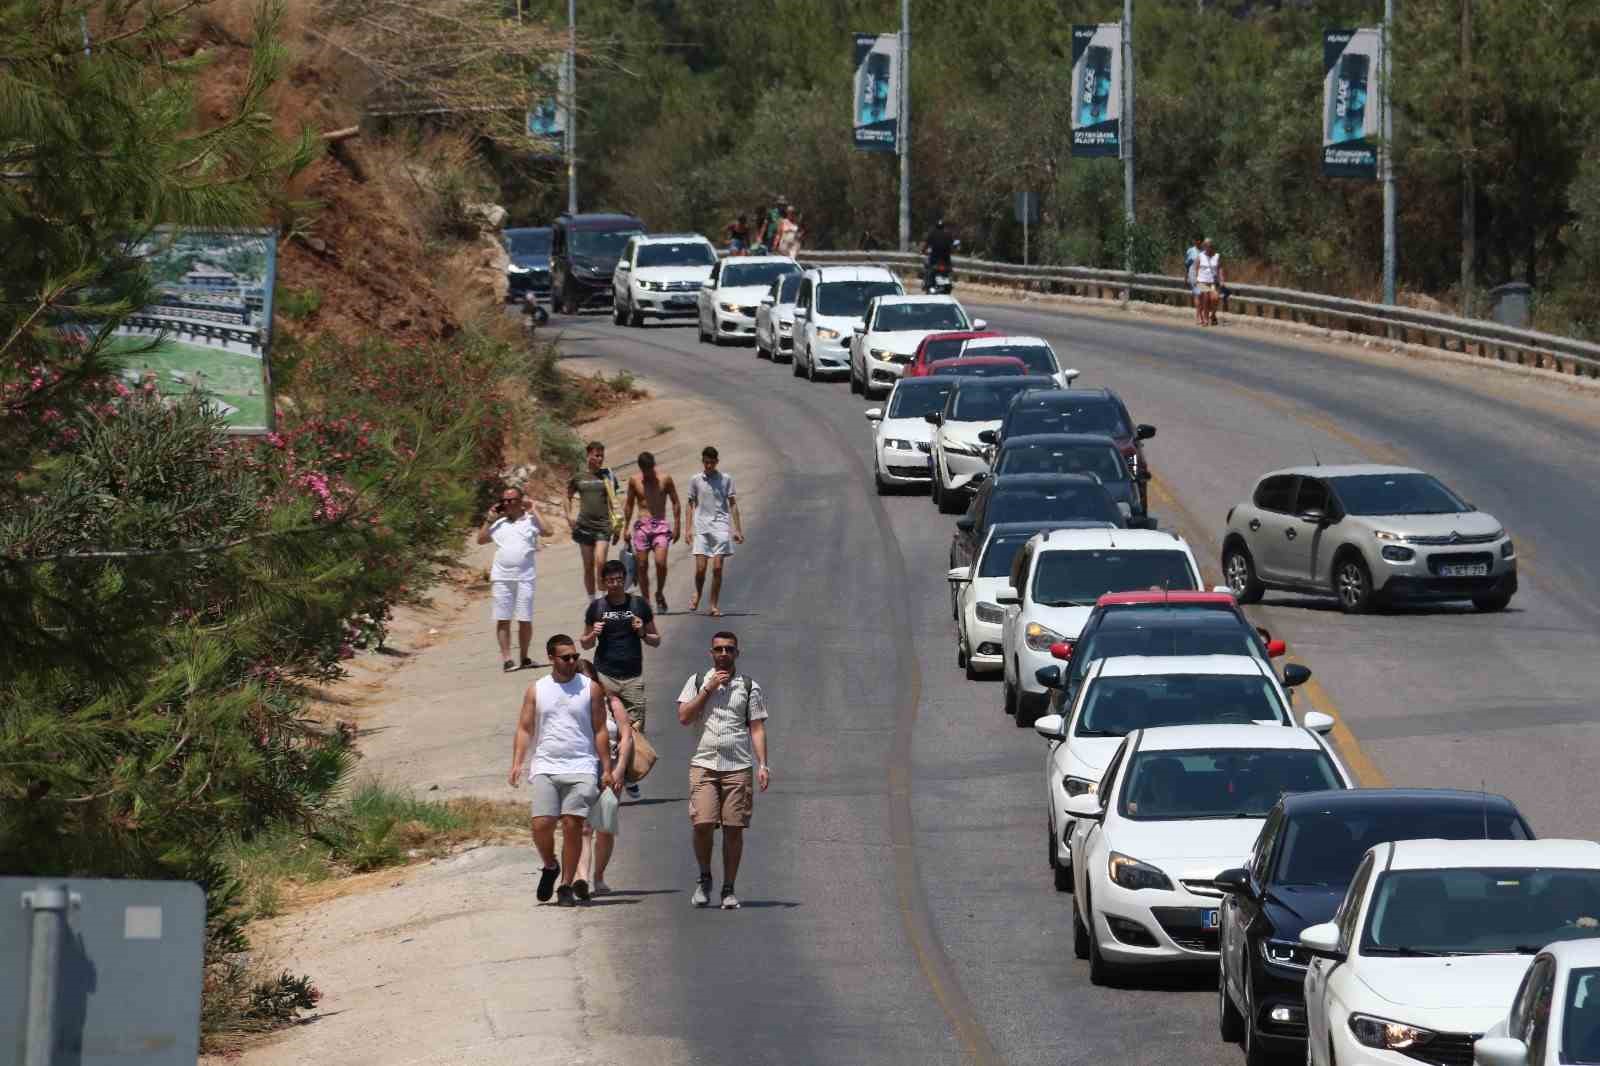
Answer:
[
  {"left": 852, "top": 32, "right": 900, "bottom": 153},
  {"left": 526, "top": 55, "right": 570, "bottom": 154},
  {"left": 1070, "top": 24, "right": 1121, "bottom": 158},
  {"left": 1322, "top": 28, "right": 1382, "bottom": 179}
]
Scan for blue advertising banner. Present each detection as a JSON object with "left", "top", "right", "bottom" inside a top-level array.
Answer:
[
  {"left": 526, "top": 55, "right": 569, "bottom": 157},
  {"left": 853, "top": 32, "right": 900, "bottom": 153},
  {"left": 1323, "top": 28, "right": 1382, "bottom": 179},
  {"left": 1071, "top": 24, "right": 1121, "bottom": 159}
]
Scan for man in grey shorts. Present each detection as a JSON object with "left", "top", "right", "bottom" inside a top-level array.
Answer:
[
  {"left": 509, "top": 633, "right": 614, "bottom": 905},
  {"left": 686, "top": 445, "right": 745, "bottom": 617}
]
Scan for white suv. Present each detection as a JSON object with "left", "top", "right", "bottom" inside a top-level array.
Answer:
[
  {"left": 696, "top": 255, "right": 801, "bottom": 345},
  {"left": 611, "top": 234, "right": 718, "bottom": 326},
  {"left": 998, "top": 528, "right": 1202, "bottom": 726},
  {"left": 848, "top": 294, "right": 981, "bottom": 397},
  {"left": 793, "top": 266, "right": 904, "bottom": 382}
]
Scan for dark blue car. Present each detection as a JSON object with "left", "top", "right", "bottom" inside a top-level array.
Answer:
[{"left": 504, "top": 226, "right": 553, "bottom": 304}]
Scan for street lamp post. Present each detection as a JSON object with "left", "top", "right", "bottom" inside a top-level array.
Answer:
[{"left": 565, "top": 0, "right": 577, "bottom": 215}]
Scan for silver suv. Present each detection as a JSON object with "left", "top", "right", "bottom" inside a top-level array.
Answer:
[{"left": 1221, "top": 464, "right": 1517, "bottom": 613}]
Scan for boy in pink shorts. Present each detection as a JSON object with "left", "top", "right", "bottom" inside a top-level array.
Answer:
[{"left": 622, "top": 452, "right": 681, "bottom": 611}]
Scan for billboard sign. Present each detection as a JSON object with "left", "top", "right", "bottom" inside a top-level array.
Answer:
[
  {"left": 853, "top": 32, "right": 900, "bottom": 153},
  {"left": 1071, "top": 24, "right": 1121, "bottom": 158},
  {"left": 525, "top": 55, "right": 569, "bottom": 152},
  {"left": 1323, "top": 28, "right": 1383, "bottom": 178}
]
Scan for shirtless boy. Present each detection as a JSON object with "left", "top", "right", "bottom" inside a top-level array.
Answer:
[{"left": 623, "top": 451, "right": 682, "bottom": 611}]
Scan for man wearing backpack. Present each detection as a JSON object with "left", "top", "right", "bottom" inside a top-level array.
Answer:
[
  {"left": 582, "top": 560, "right": 660, "bottom": 796},
  {"left": 676, "top": 631, "right": 770, "bottom": 910}
]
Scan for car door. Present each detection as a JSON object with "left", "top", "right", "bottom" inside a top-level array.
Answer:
[
  {"left": 1288, "top": 476, "right": 1336, "bottom": 585},
  {"left": 1249, "top": 475, "right": 1302, "bottom": 583},
  {"left": 794, "top": 278, "right": 814, "bottom": 364},
  {"left": 1002, "top": 542, "right": 1038, "bottom": 683},
  {"left": 697, "top": 259, "right": 721, "bottom": 328},
  {"left": 1307, "top": 852, "right": 1375, "bottom": 1066},
  {"left": 1072, "top": 736, "right": 1130, "bottom": 900},
  {"left": 756, "top": 279, "right": 778, "bottom": 347},
  {"left": 1514, "top": 956, "right": 1557, "bottom": 1066},
  {"left": 1224, "top": 807, "right": 1283, "bottom": 1009},
  {"left": 853, "top": 300, "right": 876, "bottom": 378}
]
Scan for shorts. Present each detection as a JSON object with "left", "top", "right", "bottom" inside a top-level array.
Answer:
[
  {"left": 529, "top": 772, "right": 599, "bottom": 819},
  {"left": 1199, "top": 282, "right": 1219, "bottom": 295},
  {"left": 490, "top": 578, "right": 535, "bottom": 622},
  {"left": 693, "top": 529, "right": 734, "bottom": 557},
  {"left": 572, "top": 526, "right": 610, "bottom": 547},
  {"left": 597, "top": 671, "right": 646, "bottom": 732},
  {"left": 689, "top": 765, "right": 754, "bottom": 828},
  {"left": 631, "top": 516, "right": 671, "bottom": 554}
]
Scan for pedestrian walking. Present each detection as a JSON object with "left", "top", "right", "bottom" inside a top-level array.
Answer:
[
  {"left": 565, "top": 441, "right": 621, "bottom": 599},
  {"left": 1195, "top": 238, "right": 1225, "bottom": 326},
  {"left": 508, "top": 633, "right": 614, "bottom": 906},
  {"left": 676, "top": 631, "right": 770, "bottom": 910},
  {"left": 581, "top": 559, "right": 660, "bottom": 795},
  {"left": 686, "top": 446, "right": 744, "bottom": 616},
  {"left": 576, "top": 660, "right": 633, "bottom": 896},
  {"left": 622, "top": 451, "right": 682, "bottom": 612},
  {"left": 476, "top": 486, "right": 550, "bottom": 672},
  {"left": 1184, "top": 235, "right": 1204, "bottom": 324},
  {"left": 775, "top": 206, "right": 801, "bottom": 258}
]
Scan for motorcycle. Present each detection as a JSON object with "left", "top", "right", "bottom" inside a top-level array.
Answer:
[{"left": 921, "top": 238, "right": 961, "bottom": 295}]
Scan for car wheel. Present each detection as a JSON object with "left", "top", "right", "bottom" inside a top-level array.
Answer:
[
  {"left": 1014, "top": 687, "right": 1038, "bottom": 729},
  {"left": 1219, "top": 961, "right": 1246, "bottom": 1042},
  {"left": 936, "top": 478, "right": 963, "bottom": 515},
  {"left": 1072, "top": 897, "right": 1091, "bottom": 959},
  {"left": 1049, "top": 827, "right": 1073, "bottom": 892},
  {"left": 561, "top": 282, "right": 579, "bottom": 316},
  {"left": 697, "top": 314, "right": 709, "bottom": 343},
  {"left": 1472, "top": 590, "right": 1512, "bottom": 612},
  {"left": 849, "top": 361, "right": 861, "bottom": 394},
  {"left": 1087, "top": 889, "right": 1116, "bottom": 986},
  {"left": 807, "top": 354, "right": 820, "bottom": 383},
  {"left": 627, "top": 300, "right": 644, "bottom": 328},
  {"left": 1334, "top": 553, "right": 1376, "bottom": 614},
  {"left": 1223, "top": 542, "right": 1265, "bottom": 604},
  {"left": 792, "top": 346, "right": 805, "bottom": 377},
  {"left": 1242, "top": 966, "right": 1272, "bottom": 1066},
  {"left": 756, "top": 336, "right": 768, "bottom": 360},
  {"left": 874, "top": 463, "right": 891, "bottom": 496},
  {"left": 1003, "top": 678, "right": 1017, "bottom": 717},
  {"left": 611, "top": 297, "right": 624, "bottom": 325}
]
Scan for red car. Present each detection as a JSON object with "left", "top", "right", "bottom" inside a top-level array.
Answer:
[
  {"left": 926, "top": 355, "right": 1029, "bottom": 378},
  {"left": 903, "top": 329, "right": 1004, "bottom": 378}
]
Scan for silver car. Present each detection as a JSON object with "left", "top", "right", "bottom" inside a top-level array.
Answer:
[
  {"left": 755, "top": 273, "right": 801, "bottom": 362},
  {"left": 1221, "top": 464, "right": 1517, "bottom": 613}
]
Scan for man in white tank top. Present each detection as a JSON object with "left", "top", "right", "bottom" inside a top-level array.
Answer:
[{"left": 509, "top": 633, "right": 614, "bottom": 906}]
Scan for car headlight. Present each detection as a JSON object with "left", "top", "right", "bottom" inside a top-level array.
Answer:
[
  {"left": 1024, "top": 621, "right": 1065, "bottom": 651},
  {"left": 1372, "top": 529, "right": 1408, "bottom": 542},
  {"left": 883, "top": 438, "right": 915, "bottom": 451},
  {"left": 638, "top": 280, "right": 662, "bottom": 292},
  {"left": 816, "top": 327, "right": 842, "bottom": 341},
  {"left": 1501, "top": 539, "right": 1515, "bottom": 558},
  {"left": 1260, "top": 938, "right": 1310, "bottom": 970},
  {"left": 1380, "top": 545, "right": 1415, "bottom": 562},
  {"left": 943, "top": 440, "right": 984, "bottom": 458},
  {"left": 869, "top": 348, "right": 891, "bottom": 360},
  {"left": 1348, "top": 1014, "right": 1435, "bottom": 1052},
  {"left": 778, "top": 320, "right": 793, "bottom": 333},
  {"left": 1062, "top": 775, "right": 1098, "bottom": 798},
  {"left": 975, "top": 602, "right": 1005, "bottom": 624},
  {"left": 1108, "top": 851, "right": 1173, "bottom": 892},
  {"left": 719, "top": 301, "right": 742, "bottom": 313}
]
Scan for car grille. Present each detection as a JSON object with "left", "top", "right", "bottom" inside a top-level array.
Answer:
[
  {"left": 739, "top": 305, "right": 758, "bottom": 316},
  {"left": 916, "top": 441, "right": 931, "bottom": 453},
  {"left": 663, "top": 280, "right": 700, "bottom": 292},
  {"left": 1179, "top": 878, "right": 1224, "bottom": 899},
  {"left": 1407, "top": 532, "right": 1500, "bottom": 546},
  {"left": 1426, "top": 551, "right": 1494, "bottom": 575},
  {"left": 1397, "top": 1032, "right": 1479, "bottom": 1066},
  {"left": 888, "top": 465, "right": 932, "bottom": 479},
  {"left": 1150, "top": 907, "right": 1219, "bottom": 953}
]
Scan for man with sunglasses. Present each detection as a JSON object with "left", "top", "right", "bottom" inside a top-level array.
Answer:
[
  {"left": 676, "top": 631, "right": 770, "bottom": 910},
  {"left": 509, "top": 633, "right": 614, "bottom": 906},
  {"left": 477, "top": 486, "right": 550, "bottom": 672}
]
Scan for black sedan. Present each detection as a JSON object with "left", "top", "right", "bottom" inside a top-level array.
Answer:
[
  {"left": 948, "top": 472, "right": 1122, "bottom": 571},
  {"left": 989, "top": 432, "right": 1147, "bottom": 520}
]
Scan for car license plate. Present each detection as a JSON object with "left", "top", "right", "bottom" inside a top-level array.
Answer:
[
  {"left": 1202, "top": 909, "right": 1219, "bottom": 930},
  {"left": 668, "top": 297, "right": 694, "bottom": 307},
  {"left": 1440, "top": 563, "right": 1489, "bottom": 577}
]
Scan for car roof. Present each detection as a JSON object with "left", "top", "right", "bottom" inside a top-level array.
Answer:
[
  {"left": 1384, "top": 838, "right": 1600, "bottom": 871},
  {"left": 920, "top": 330, "right": 1002, "bottom": 345},
  {"left": 1097, "top": 653, "right": 1266, "bottom": 678},
  {"left": 1262, "top": 464, "right": 1426, "bottom": 480},
  {"left": 1098, "top": 590, "right": 1237, "bottom": 607},
  {"left": 1026, "top": 528, "right": 1189, "bottom": 552},
  {"left": 505, "top": 226, "right": 552, "bottom": 235},
  {"left": 558, "top": 213, "right": 643, "bottom": 229},
  {"left": 999, "top": 433, "right": 1121, "bottom": 450},
  {"left": 950, "top": 373, "right": 1058, "bottom": 387},
  {"left": 1277, "top": 788, "right": 1525, "bottom": 820},
  {"left": 930, "top": 356, "right": 1027, "bottom": 370},
  {"left": 718, "top": 254, "right": 796, "bottom": 265},
  {"left": 804, "top": 265, "right": 898, "bottom": 282},
  {"left": 1134, "top": 723, "right": 1319, "bottom": 752},
  {"left": 1011, "top": 387, "right": 1116, "bottom": 405},
  {"left": 638, "top": 233, "right": 713, "bottom": 243},
  {"left": 1095, "top": 608, "right": 1252, "bottom": 631},
  {"left": 1537, "top": 939, "right": 1600, "bottom": 967},
  {"left": 873, "top": 294, "right": 960, "bottom": 305},
  {"left": 966, "top": 335, "right": 1053, "bottom": 349},
  {"left": 990, "top": 471, "right": 1105, "bottom": 488}
]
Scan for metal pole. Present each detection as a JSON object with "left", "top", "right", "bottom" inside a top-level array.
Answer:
[
  {"left": 565, "top": 0, "right": 577, "bottom": 215},
  {"left": 1460, "top": 0, "right": 1474, "bottom": 316},
  {"left": 22, "top": 886, "right": 71, "bottom": 1066},
  {"left": 1122, "top": 0, "right": 1135, "bottom": 304},
  {"left": 1023, "top": 212, "right": 1030, "bottom": 266},
  {"left": 1382, "top": 0, "right": 1397, "bottom": 306},
  {"left": 897, "top": 0, "right": 911, "bottom": 252}
]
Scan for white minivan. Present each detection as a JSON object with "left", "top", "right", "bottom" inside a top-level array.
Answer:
[{"left": 792, "top": 266, "right": 904, "bottom": 383}]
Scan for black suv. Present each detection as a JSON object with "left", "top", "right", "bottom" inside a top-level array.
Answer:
[
  {"left": 990, "top": 432, "right": 1147, "bottom": 521},
  {"left": 550, "top": 212, "right": 644, "bottom": 314},
  {"left": 983, "top": 388, "right": 1155, "bottom": 512},
  {"left": 503, "top": 226, "right": 553, "bottom": 305},
  {"left": 1215, "top": 789, "right": 1534, "bottom": 1066}
]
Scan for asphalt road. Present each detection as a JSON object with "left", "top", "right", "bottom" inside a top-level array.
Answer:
[{"left": 550, "top": 300, "right": 1600, "bottom": 1066}]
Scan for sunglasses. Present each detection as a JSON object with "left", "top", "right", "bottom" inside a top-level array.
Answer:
[
  {"left": 554, "top": 652, "right": 580, "bottom": 663},
  {"left": 711, "top": 647, "right": 738, "bottom": 655}
]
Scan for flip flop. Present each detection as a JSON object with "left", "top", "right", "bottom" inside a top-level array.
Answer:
[
  {"left": 655, "top": 593, "right": 668, "bottom": 612},
  {"left": 709, "top": 607, "right": 722, "bottom": 617},
  {"left": 502, "top": 660, "right": 516, "bottom": 672}
]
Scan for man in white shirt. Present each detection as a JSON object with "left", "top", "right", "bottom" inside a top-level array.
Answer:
[
  {"left": 686, "top": 446, "right": 745, "bottom": 617},
  {"left": 477, "top": 487, "right": 550, "bottom": 671}
]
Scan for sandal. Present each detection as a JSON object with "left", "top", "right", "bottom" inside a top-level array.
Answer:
[
  {"left": 655, "top": 592, "right": 668, "bottom": 612},
  {"left": 502, "top": 659, "right": 516, "bottom": 672}
]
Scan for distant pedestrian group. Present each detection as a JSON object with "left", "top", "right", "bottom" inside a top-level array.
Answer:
[{"left": 1185, "top": 234, "right": 1226, "bottom": 326}]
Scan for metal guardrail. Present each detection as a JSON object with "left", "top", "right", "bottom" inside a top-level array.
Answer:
[{"left": 799, "top": 250, "right": 1600, "bottom": 379}]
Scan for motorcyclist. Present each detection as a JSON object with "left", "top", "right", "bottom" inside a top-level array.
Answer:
[{"left": 922, "top": 218, "right": 956, "bottom": 289}]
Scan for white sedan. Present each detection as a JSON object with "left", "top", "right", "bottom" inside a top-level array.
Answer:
[
  {"left": 849, "top": 295, "right": 984, "bottom": 398},
  {"left": 864, "top": 376, "right": 954, "bottom": 494},
  {"left": 755, "top": 273, "right": 803, "bottom": 361},
  {"left": 1477, "top": 939, "right": 1600, "bottom": 1066},
  {"left": 1300, "top": 838, "right": 1600, "bottom": 1066},
  {"left": 1068, "top": 723, "right": 1353, "bottom": 984},
  {"left": 697, "top": 256, "right": 800, "bottom": 345},
  {"left": 948, "top": 522, "right": 1050, "bottom": 679},
  {"left": 1035, "top": 654, "right": 1326, "bottom": 890}
]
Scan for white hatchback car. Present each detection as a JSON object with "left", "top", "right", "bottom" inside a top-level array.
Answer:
[
  {"left": 1300, "top": 839, "right": 1600, "bottom": 1066},
  {"left": 1476, "top": 939, "right": 1600, "bottom": 1066},
  {"left": 998, "top": 528, "right": 1203, "bottom": 725},
  {"left": 1067, "top": 724, "right": 1354, "bottom": 984},
  {"left": 755, "top": 273, "right": 803, "bottom": 361},
  {"left": 864, "top": 376, "right": 954, "bottom": 494},
  {"left": 793, "top": 266, "right": 904, "bottom": 382},
  {"left": 696, "top": 255, "right": 801, "bottom": 345},
  {"left": 611, "top": 234, "right": 718, "bottom": 326},
  {"left": 947, "top": 522, "right": 1058, "bottom": 679},
  {"left": 1034, "top": 654, "right": 1326, "bottom": 889},
  {"left": 961, "top": 335, "right": 1076, "bottom": 388},
  {"left": 848, "top": 294, "right": 984, "bottom": 397}
]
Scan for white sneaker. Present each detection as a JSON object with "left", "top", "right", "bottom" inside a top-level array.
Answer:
[
  {"left": 720, "top": 888, "right": 741, "bottom": 910},
  {"left": 691, "top": 877, "right": 712, "bottom": 908}
]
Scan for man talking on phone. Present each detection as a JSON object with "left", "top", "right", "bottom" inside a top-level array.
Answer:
[
  {"left": 477, "top": 486, "right": 550, "bottom": 671},
  {"left": 677, "top": 631, "right": 769, "bottom": 910}
]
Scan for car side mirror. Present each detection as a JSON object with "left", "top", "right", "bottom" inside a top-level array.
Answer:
[
  {"left": 971, "top": 471, "right": 989, "bottom": 485},
  {"left": 971, "top": 318, "right": 987, "bottom": 330},
  {"left": 1136, "top": 423, "right": 1157, "bottom": 440},
  {"left": 1127, "top": 515, "right": 1158, "bottom": 531},
  {"left": 996, "top": 585, "right": 1019, "bottom": 605},
  {"left": 1049, "top": 641, "right": 1074, "bottom": 661},
  {"left": 761, "top": 296, "right": 774, "bottom": 306},
  {"left": 1298, "top": 508, "right": 1327, "bottom": 525},
  {"left": 1033, "top": 713, "right": 1065, "bottom": 740},
  {"left": 1282, "top": 664, "right": 1312, "bottom": 688},
  {"left": 1474, "top": 1038, "right": 1530, "bottom": 1066},
  {"left": 854, "top": 326, "right": 866, "bottom": 335},
  {"left": 923, "top": 412, "right": 942, "bottom": 425},
  {"left": 1064, "top": 794, "right": 1103, "bottom": 819},
  {"left": 977, "top": 429, "right": 997, "bottom": 444},
  {"left": 1062, "top": 368, "right": 1082, "bottom": 384},
  {"left": 1298, "top": 921, "right": 1344, "bottom": 960},
  {"left": 616, "top": 261, "right": 630, "bottom": 271},
  {"left": 864, "top": 407, "right": 884, "bottom": 421},
  {"left": 1213, "top": 867, "right": 1255, "bottom": 899},
  {"left": 1035, "top": 665, "right": 1062, "bottom": 689},
  {"left": 794, "top": 308, "right": 809, "bottom": 320},
  {"left": 956, "top": 515, "right": 976, "bottom": 532},
  {"left": 1302, "top": 711, "right": 1335, "bottom": 735},
  {"left": 946, "top": 566, "right": 972, "bottom": 583}
]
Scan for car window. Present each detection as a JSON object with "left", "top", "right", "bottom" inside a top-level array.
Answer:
[
  {"left": 1251, "top": 807, "right": 1285, "bottom": 884},
  {"left": 1524, "top": 957, "right": 1557, "bottom": 1064},
  {"left": 920, "top": 336, "right": 969, "bottom": 364},
  {"left": 1277, "top": 808, "right": 1531, "bottom": 889},
  {"left": 970, "top": 343, "right": 1059, "bottom": 375},
  {"left": 1562, "top": 967, "right": 1600, "bottom": 1065},
  {"left": 1076, "top": 674, "right": 1289, "bottom": 737},
  {"left": 1337, "top": 854, "right": 1378, "bottom": 952},
  {"left": 1097, "top": 738, "right": 1130, "bottom": 797},
  {"left": 816, "top": 280, "right": 902, "bottom": 317},
  {"left": 507, "top": 230, "right": 551, "bottom": 256},
  {"left": 1071, "top": 615, "right": 1262, "bottom": 686},
  {"left": 1362, "top": 868, "right": 1600, "bottom": 956},
  {"left": 777, "top": 275, "right": 802, "bottom": 302},
  {"left": 797, "top": 279, "right": 812, "bottom": 309},
  {"left": 874, "top": 303, "right": 969, "bottom": 331},
  {"left": 1005, "top": 398, "right": 1130, "bottom": 438},
  {"left": 997, "top": 443, "right": 1129, "bottom": 480},
  {"left": 1010, "top": 544, "right": 1034, "bottom": 594},
  {"left": 1117, "top": 747, "right": 1343, "bottom": 821},
  {"left": 951, "top": 381, "right": 1034, "bottom": 421},
  {"left": 722, "top": 261, "right": 798, "bottom": 287},
  {"left": 1254, "top": 475, "right": 1298, "bottom": 514},
  {"left": 1030, "top": 550, "right": 1198, "bottom": 607},
  {"left": 1328, "top": 473, "right": 1472, "bottom": 516},
  {"left": 887, "top": 381, "right": 954, "bottom": 419},
  {"left": 977, "top": 531, "right": 1035, "bottom": 578},
  {"left": 570, "top": 228, "right": 640, "bottom": 257},
  {"left": 1296, "top": 478, "right": 1332, "bottom": 516},
  {"left": 985, "top": 484, "right": 1121, "bottom": 527}
]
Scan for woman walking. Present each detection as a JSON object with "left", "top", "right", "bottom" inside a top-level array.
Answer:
[
  {"left": 1194, "top": 238, "right": 1225, "bottom": 326},
  {"left": 577, "top": 660, "right": 633, "bottom": 895}
]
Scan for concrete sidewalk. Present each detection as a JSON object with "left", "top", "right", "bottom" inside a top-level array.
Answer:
[{"left": 227, "top": 354, "right": 771, "bottom": 1066}]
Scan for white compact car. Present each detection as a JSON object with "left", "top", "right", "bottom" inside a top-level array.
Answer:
[
  {"left": 611, "top": 234, "right": 718, "bottom": 326},
  {"left": 1035, "top": 654, "right": 1326, "bottom": 890},
  {"left": 697, "top": 255, "right": 800, "bottom": 345},
  {"left": 1067, "top": 724, "right": 1353, "bottom": 984},
  {"left": 1301, "top": 839, "right": 1600, "bottom": 1066},
  {"left": 947, "top": 522, "right": 1056, "bottom": 679},
  {"left": 961, "top": 335, "right": 1075, "bottom": 388},
  {"left": 864, "top": 376, "right": 955, "bottom": 494},
  {"left": 1476, "top": 939, "right": 1600, "bottom": 1066},
  {"left": 929, "top": 375, "right": 1060, "bottom": 507},
  {"left": 755, "top": 273, "right": 803, "bottom": 361},
  {"left": 793, "top": 266, "right": 904, "bottom": 382},
  {"left": 998, "top": 528, "right": 1203, "bottom": 725},
  {"left": 848, "top": 294, "right": 984, "bottom": 397}
]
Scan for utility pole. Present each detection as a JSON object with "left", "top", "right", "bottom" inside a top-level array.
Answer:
[
  {"left": 565, "top": 0, "right": 577, "bottom": 215},
  {"left": 898, "top": 0, "right": 911, "bottom": 252},
  {"left": 1460, "top": 0, "right": 1474, "bottom": 316},
  {"left": 1381, "top": 0, "right": 1397, "bottom": 305},
  {"left": 1122, "top": 0, "right": 1135, "bottom": 297}
]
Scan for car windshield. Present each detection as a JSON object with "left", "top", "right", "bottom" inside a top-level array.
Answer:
[
  {"left": 920, "top": 336, "right": 970, "bottom": 364},
  {"left": 951, "top": 381, "right": 1033, "bottom": 421},
  {"left": 1565, "top": 968, "right": 1600, "bottom": 1065},
  {"left": 775, "top": 275, "right": 802, "bottom": 303},
  {"left": 969, "top": 343, "right": 1058, "bottom": 375},
  {"left": 1330, "top": 473, "right": 1471, "bottom": 516},
  {"left": 933, "top": 360, "right": 1024, "bottom": 378},
  {"left": 723, "top": 261, "right": 796, "bottom": 287},
  {"left": 817, "top": 280, "right": 901, "bottom": 316},
  {"left": 1031, "top": 550, "right": 1197, "bottom": 607},
  {"left": 1078, "top": 674, "right": 1288, "bottom": 737},
  {"left": 570, "top": 228, "right": 641, "bottom": 258},
  {"left": 1007, "top": 399, "right": 1130, "bottom": 437},
  {"left": 507, "top": 231, "right": 551, "bottom": 256},
  {"left": 1119, "top": 748, "right": 1342, "bottom": 820},
  {"left": 977, "top": 532, "right": 1035, "bottom": 578},
  {"left": 874, "top": 303, "right": 968, "bottom": 331},
  {"left": 887, "top": 381, "right": 954, "bottom": 419},
  {"left": 986, "top": 484, "right": 1120, "bottom": 527},
  {"left": 1361, "top": 868, "right": 1600, "bottom": 956},
  {"left": 636, "top": 242, "right": 716, "bottom": 268},
  {"left": 1275, "top": 810, "right": 1531, "bottom": 889},
  {"left": 997, "top": 443, "right": 1129, "bottom": 480},
  {"left": 1072, "top": 614, "right": 1262, "bottom": 684}
]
